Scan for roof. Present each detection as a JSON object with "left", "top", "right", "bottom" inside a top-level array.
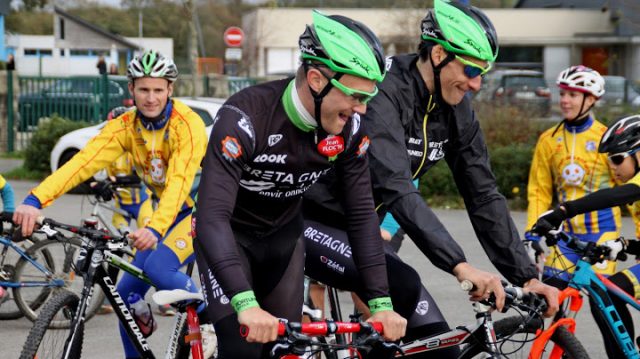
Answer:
[
  {"left": 54, "top": 6, "right": 139, "bottom": 49},
  {"left": 514, "top": 0, "right": 606, "bottom": 8}
]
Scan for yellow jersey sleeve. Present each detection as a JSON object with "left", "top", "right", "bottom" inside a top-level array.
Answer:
[
  {"left": 32, "top": 119, "right": 128, "bottom": 207},
  {"left": 0, "top": 175, "right": 6, "bottom": 189}
]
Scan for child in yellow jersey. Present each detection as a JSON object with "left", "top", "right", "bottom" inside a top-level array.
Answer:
[
  {"left": 526, "top": 66, "right": 625, "bottom": 283},
  {"left": 533, "top": 114, "right": 640, "bottom": 359}
]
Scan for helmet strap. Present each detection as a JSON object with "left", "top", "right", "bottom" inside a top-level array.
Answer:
[
  {"left": 428, "top": 48, "right": 455, "bottom": 101},
  {"left": 568, "top": 95, "right": 592, "bottom": 122},
  {"left": 305, "top": 63, "right": 341, "bottom": 136}
]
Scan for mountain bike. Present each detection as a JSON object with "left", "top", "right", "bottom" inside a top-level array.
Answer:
[
  {"left": 0, "top": 213, "right": 103, "bottom": 324},
  {"left": 524, "top": 231, "right": 640, "bottom": 358},
  {"left": 315, "top": 278, "right": 587, "bottom": 358},
  {"left": 19, "top": 216, "right": 205, "bottom": 359}
]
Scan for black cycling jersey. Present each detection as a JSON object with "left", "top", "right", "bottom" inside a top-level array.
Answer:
[
  {"left": 305, "top": 54, "right": 537, "bottom": 286},
  {"left": 195, "top": 78, "right": 389, "bottom": 303}
]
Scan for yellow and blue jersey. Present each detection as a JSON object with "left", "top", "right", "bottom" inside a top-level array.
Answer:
[
  {"left": 527, "top": 117, "right": 620, "bottom": 277},
  {"left": 106, "top": 153, "right": 150, "bottom": 206},
  {"left": 527, "top": 117, "right": 620, "bottom": 236},
  {"left": 30, "top": 99, "right": 207, "bottom": 237}
]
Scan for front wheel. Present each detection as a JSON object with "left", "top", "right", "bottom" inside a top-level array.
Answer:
[
  {"left": 13, "top": 236, "right": 105, "bottom": 327},
  {"left": 488, "top": 315, "right": 590, "bottom": 359},
  {"left": 19, "top": 290, "right": 84, "bottom": 359}
]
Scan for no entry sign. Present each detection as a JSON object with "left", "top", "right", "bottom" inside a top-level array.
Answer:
[{"left": 224, "top": 27, "right": 244, "bottom": 48}]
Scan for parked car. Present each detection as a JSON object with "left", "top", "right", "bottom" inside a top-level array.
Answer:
[
  {"left": 18, "top": 76, "right": 130, "bottom": 131},
  {"left": 473, "top": 69, "right": 552, "bottom": 117},
  {"left": 50, "top": 97, "right": 224, "bottom": 193},
  {"left": 596, "top": 75, "right": 640, "bottom": 108}
]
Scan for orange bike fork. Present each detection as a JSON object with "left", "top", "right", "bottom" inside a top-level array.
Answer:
[{"left": 529, "top": 287, "right": 582, "bottom": 359}]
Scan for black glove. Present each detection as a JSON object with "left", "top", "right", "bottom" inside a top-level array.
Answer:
[
  {"left": 531, "top": 207, "right": 566, "bottom": 236},
  {"left": 91, "top": 180, "right": 114, "bottom": 201},
  {"left": 0, "top": 211, "right": 13, "bottom": 222}
]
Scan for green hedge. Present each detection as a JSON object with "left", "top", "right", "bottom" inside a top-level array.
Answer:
[
  {"left": 24, "top": 116, "right": 90, "bottom": 175},
  {"left": 419, "top": 104, "right": 550, "bottom": 210}
]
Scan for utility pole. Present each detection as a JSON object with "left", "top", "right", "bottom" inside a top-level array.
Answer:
[{"left": 184, "top": 0, "right": 198, "bottom": 97}]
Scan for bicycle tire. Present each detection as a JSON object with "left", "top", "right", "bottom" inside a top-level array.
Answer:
[
  {"left": 170, "top": 315, "right": 192, "bottom": 359},
  {"left": 19, "top": 290, "right": 84, "bottom": 359},
  {"left": 484, "top": 315, "right": 590, "bottom": 359},
  {"left": 13, "top": 236, "right": 105, "bottom": 326},
  {"left": 0, "top": 238, "right": 46, "bottom": 320}
]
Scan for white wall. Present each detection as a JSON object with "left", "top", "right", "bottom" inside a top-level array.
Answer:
[
  {"left": 265, "top": 47, "right": 300, "bottom": 75},
  {"left": 543, "top": 46, "right": 571, "bottom": 102},
  {"left": 629, "top": 41, "right": 640, "bottom": 84},
  {"left": 6, "top": 34, "right": 172, "bottom": 77}
]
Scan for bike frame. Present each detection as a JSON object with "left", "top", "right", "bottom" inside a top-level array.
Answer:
[
  {"left": 568, "top": 258, "right": 640, "bottom": 358},
  {"left": 56, "top": 230, "right": 200, "bottom": 359},
  {"left": 396, "top": 301, "right": 502, "bottom": 357},
  {"left": 86, "top": 194, "right": 133, "bottom": 236},
  {"left": 532, "top": 239, "right": 640, "bottom": 359},
  {"left": 0, "top": 235, "right": 65, "bottom": 289}
]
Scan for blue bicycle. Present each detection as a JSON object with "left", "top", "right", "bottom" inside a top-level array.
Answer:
[
  {"left": 541, "top": 231, "right": 640, "bottom": 358},
  {"left": 0, "top": 213, "right": 104, "bottom": 326}
]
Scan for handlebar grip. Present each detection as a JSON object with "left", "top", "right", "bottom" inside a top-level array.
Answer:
[
  {"left": 239, "top": 324, "right": 249, "bottom": 337},
  {"left": 127, "top": 236, "right": 158, "bottom": 251},
  {"left": 460, "top": 280, "right": 475, "bottom": 292},
  {"left": 370, "top": 322, "right": 383, "bottom": 334},
  {"left": 239, "top": 323, "right": 286, "bottom": 338}
]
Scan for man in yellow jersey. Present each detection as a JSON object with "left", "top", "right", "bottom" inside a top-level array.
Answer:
[{"left": 13, "top": 50, "right": 207, "bottom": 358}]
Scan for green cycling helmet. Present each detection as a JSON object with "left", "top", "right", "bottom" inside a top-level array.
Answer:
[
  {"left": 127, "top": 49, "right": 178, "bottom": 83},
  {"left": 299, "top": 10, "right": 385, "bottom": 82},
  {"left": 421, "top": 0, "right": 498, "bottom": 62}
]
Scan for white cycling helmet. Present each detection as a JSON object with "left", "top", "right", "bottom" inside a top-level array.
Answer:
[
  {"left": 127, "top": 50, "right": 178, "bottom": 83},
  {"left": 556, "top": 65, "right": 605, "bottom": 98}
]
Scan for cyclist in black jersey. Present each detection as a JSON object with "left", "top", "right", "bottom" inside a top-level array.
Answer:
[
  {"left": 304, "top": 2, "right": 559, "bottom": 356},
  {"left": 194, "top": 11, "right": 406, "bottom": 358}
]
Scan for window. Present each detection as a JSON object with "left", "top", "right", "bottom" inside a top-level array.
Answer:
[
  {"left": 496, "top": 46, "right": 543, "bottom": 69},
  {"left": 24, "top": 49, "right": 53, "bottom": 57},
  {"left": 60, "top": 18, "right": 65, "bottom": 40},
  {"left": 70, "top": 49, "right": 92, "bottom": 56}
]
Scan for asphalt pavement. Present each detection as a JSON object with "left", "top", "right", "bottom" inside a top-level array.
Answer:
[{"left": 0, "top": 177, "right": 638, "bottom": 358}]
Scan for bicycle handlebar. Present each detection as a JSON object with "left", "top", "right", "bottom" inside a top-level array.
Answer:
[
  {"left": 36, "top": 216, "right": 158, "bottom": 250},
  {"left": 36, "top": 216, "right": 125, "bottom": 244},
  {"left": 461, "top": 279, "right": 548, "bottom": 314},
  {"left": 544, "top": 231, "right": 618, "bottom": 264},
  {"left": 240, "top": 319, "right": 396, "bottom": 358},
  {"left": 239, "top": 319, "right": 383, "bottom": 338}
]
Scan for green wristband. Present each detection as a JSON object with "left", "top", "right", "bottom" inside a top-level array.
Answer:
[
  {"left": 368, "top": 296, "right": 393, "bottom": 314},
  {"left": 231, "top": 290, "right": 259, "bottom": 313}
]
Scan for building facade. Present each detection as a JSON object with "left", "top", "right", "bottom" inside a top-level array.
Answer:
[
  {"left": 242, "top": 7, "right": 640, "bottom": 88},
  {"left": 5, "top": 7, "right": 172, "bottom": 77}
]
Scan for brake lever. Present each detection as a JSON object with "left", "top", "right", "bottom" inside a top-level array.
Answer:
[{"left": 382, "top": 342, "right": 404, "bottom": 356}]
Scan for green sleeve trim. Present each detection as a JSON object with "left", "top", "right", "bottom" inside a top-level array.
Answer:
[
  {"left": 368, "top": 296, "right": 393, "bottom": 314},
  {"left": 230, "top": 290, "right": 259, "bottom": 313}
]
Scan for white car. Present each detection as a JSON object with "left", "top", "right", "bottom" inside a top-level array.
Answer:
[{"left": 49, "top": 97, "right": 224, "bottom": 192}]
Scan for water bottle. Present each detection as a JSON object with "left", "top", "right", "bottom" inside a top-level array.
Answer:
[{"left": 127, "top": 292, "right": 157, "bottom": 337}]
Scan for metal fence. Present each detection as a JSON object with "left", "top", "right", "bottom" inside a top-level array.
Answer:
[{"left": 3, "top": 74, "right": 258, "bottom": 152}]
